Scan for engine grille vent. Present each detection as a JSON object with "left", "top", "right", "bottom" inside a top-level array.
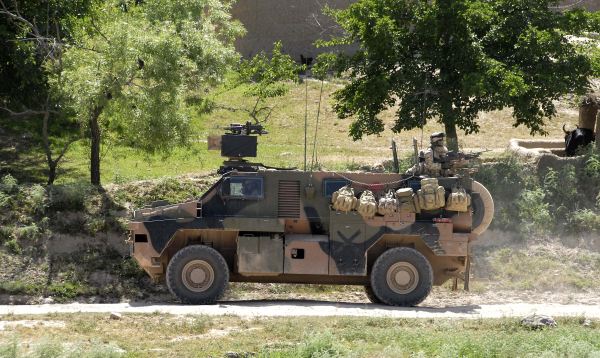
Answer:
[{"left": 278, "top": 180, "right": 300, "bottom": 218}]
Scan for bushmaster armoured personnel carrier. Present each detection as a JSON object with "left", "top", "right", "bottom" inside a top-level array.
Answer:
[{"left": 128, "top": 123, "right": 494, "bottom": 306}]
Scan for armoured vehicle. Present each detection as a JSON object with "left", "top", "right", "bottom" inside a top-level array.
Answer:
[{"left": 128, "top": 123, "right": 494, "bottom": 306}]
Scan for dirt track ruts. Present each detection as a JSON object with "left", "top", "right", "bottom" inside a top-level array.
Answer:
[{"left": 1, "top": 301, "right": 599, "bottom": 319}]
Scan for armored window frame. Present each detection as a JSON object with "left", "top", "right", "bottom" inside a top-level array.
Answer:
[
  {"left": 221, "top": 176, "right": 264, "bottom": 200},
  {"left": 322, "top": 179, "right": 351, "bottom": 198}
]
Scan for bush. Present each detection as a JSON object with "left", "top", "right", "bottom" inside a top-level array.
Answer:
[
  {"left": 568, "top": 209, "right": 600, "bottom": 233},
  {"left": 542, "top": 165, "right": 579, "bottom": 216},
  {"left": 0, "top": 174, "right": 18, "bottom": 193},
  {"left": 25, "top": 184, "right": 48, "bottom": 215},
  {"left": 475, "top": 155, "right": 532, "bottom": 202},
  {"left": 4, "top": 238, "right": 21, "bottom": 254},
  {"left": 0, "top": 226, "right": 13, "bottom": 243},
  {"left": 47, "top": 282, "right": 87, "bottom": 301},
  {"left": 12, "top": 224, "right": 41, "bottom": 242},
  {"left": 516, "top": 188, "right": 552, "bottom": 237},
  {"left": 48, "top": 183, "right": 95, "bottom": 211},
  {"left": 0, "top": 191, "right": 11, "bottom": 209}
]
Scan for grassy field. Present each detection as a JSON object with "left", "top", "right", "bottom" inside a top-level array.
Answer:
[
  {"left": 0, "top": 79, "right": 583, "bottom": 184},
  {"left": 0, "top": 314, "right": 598, "bottom": 357}
]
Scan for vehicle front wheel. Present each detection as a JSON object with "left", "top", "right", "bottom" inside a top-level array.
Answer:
[
  {"left": 370, "top": 247, "right": 433, "bottom": 306},
  {"left": 166, "top": 245, "right": 229, "bottom": 304}
]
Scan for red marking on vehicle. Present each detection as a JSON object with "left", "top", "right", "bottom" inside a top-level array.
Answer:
[{"left": 368, "top": 184, "right": 385, "bottom": 191}]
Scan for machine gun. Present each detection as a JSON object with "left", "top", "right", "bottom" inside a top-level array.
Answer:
[
  {"left": 225, "top": 122, "right": 268, "bottom": 136},
  {"left": 440, "top": 150, "right": 488, "bottom": 174}
]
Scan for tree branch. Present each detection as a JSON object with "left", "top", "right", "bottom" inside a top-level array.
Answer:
[{"left": 0, "top": 107, "right": 59, "bottom": 118}]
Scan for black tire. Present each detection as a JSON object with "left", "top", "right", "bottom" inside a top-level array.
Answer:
[
  {"left": 364, "top": 285, "right": 382, "bottom": 304},
  {"left": 370, "top": 247, "right": 433, "bottom": 306},
  {"left": 166, "top": 245, "right": 229, "bottom": 304}
]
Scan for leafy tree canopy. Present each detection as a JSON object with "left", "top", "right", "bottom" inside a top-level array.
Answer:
[
  {"left": 60, "top": 0, "right": 244, "bottom": 154},
  {"left": 221, "top": 41, "right": 303, "bottom": 123},
  {"left": 0, "top": 0, "right": 93, "bottom": 109},
  {"left": 321, "top": 0, "right": 594, "bottom": 150}
]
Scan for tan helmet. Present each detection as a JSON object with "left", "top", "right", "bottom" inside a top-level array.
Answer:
[{"left": 430, "top": 132, "right": 445, "bottom": 144}]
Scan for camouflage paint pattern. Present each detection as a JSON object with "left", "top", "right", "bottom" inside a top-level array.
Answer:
[{"left": 129, "top": 170, "right": 487, "bottom": 285}]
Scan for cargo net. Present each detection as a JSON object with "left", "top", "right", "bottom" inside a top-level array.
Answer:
[{"left": 330, "top": 179, "right": 471, "bottom": 218}]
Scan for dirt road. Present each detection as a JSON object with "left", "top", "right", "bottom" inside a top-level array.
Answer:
[{"left": 1, "top": 301, "right": 599, "bottom": 319}]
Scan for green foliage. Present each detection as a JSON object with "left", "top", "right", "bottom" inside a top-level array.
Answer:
[
  {"left": 542, "top": 165, "right": 579, "bottom": 217},
  {"left": 0, "top": 0, "right": 93, "bottom": 109},
  {"left": 322, "top": 0, "right": 593, "bottom": 144},
  {"left": 47, "top": 281, "right": 86, "bottom": 301},
  {"left": 223, "top": 41, "right": 303, "bottom": 123},
  {"left": 516, "top": 188, "right": 552, "bottom": 237},
  {"left": 0, "top": 174, "right": 18, "bottom": 193},
  {"left": 0, "top": 340, "right": 17, "bottom": 358},
  {"left": 34, "top": 339, "right": 63, "bottom": 358},
  {"left": 60, "top": 0, "right": 244, "bottom": 154},
  {"left": 3, "top": 238, "right": 22, "bottom": 254},
  {"left": 238, "top": 42, "right": 303, "bottom": 102},
  {"left": 568, "top": 209, "right": 600, "bottom": 233},
  {"left": 25, "top": 184, "right": 48, "bottom": 215},
  {"left": 296, "top": 331, "right": 347, "bottom": 358},
  {"left": 12, "top": 224, "right": 41, "bottom": 242},
  {"left": 584, "top": 149, "right": 600, "bottom": 180},
  {"left": 48, "top": 183, "right": 95, "bottom": 211}
]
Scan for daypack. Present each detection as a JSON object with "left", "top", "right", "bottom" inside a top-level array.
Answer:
[
  {"left": 331, "top": 185, "right": 357, "bottom": 212},
  {"left": 417, "top": 178, "right": 446, "bottom": 211},
  {"left": 395, "top": 188, "right": 417, "bottom": 213},
  {"left": 445, "top": 187, "right": 471, "bottom": 212},
  {"left": 357, "top": 190, "right": 377, "bottom": 219},
  {"left": 377, "top": 190, "right": 398, "bottom": 216}
]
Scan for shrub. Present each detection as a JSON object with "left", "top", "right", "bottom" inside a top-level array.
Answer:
[
  {"left": 0, "top": 174, "right": 18, "bottom": 193},
  {"left": 47, "top": 282, "right": 87, "bottom": 301},
  {"left": 0, "top": 191, "right": 11, "bottom": 209},
  {"left": 584, "top": 150, "right": 600, "bottom": 180},
  {"left": 475, "top": 155, "right": 531, "bottom": 202},
  {"left": 516, "top": 188, "right": 552, "bottom": 237},
  {"left": 296, "top": 331, "right": 347, "bottom": 358},
  {"left": 0, "top": 226, "right": 13, "bottom": 243},
  {"left": 542, "top": 165, "right": 579, "bottom": 215},
  {"left": 4, "top": 238, "right": 21, "bottom": 254},
  {"left": 25, "top": 184, "right": 48, "bottom": 215},
  {"left": 48, "top": 183, "right": 94, "bottom": 211},
  {"left": 13, "top": 224, "right": 41, "bottom": 242},
  {"left": 568, "top": 209, "right": 600, "bottom": 233}
]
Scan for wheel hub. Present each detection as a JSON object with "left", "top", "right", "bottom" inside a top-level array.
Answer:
[
  {"left": 182, "top": 260, "right": 214, "bottom": 293},
  {"left": 386, "top": 262, "right": 419, "bottom": 294}
]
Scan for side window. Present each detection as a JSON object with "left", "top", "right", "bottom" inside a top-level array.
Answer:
[
  {"left": 323, "top": 179, "right": 350, "bottom": 197},
  {"left": 222, "top": 177, "right": 264, "bottom": 200}
]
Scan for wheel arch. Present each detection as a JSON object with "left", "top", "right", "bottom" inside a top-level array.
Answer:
[
  {"left": 366, "top": 234, "right": 465, "bottom": 286},
  {"left": 158, "top": 229, "right": 238, "bottom": 275}
]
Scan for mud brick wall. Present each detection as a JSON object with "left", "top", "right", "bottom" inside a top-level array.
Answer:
[{"left": 232, "top": 0, "right": 600, "bottom": 60}]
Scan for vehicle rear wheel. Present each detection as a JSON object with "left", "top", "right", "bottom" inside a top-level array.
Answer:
[
  {"left": 364, "top": 285, "right": 382, "bottom": 304},
  {"left": 166, "top": 245, "right": 229, "bottom": 304},
  {"left": 370, "top": 247, "right": 433, "bottom": 306}
]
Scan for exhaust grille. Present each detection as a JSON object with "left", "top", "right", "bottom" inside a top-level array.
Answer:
[{"left": 278, "top": 180, "right": 301, "bottom": 218}]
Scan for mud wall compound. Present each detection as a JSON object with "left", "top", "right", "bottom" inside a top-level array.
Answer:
[{"left": 232, "top": 0, "right": 600, "bottom": 59}]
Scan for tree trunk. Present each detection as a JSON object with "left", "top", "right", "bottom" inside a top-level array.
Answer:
[
  {"left": 89, "top": 106, "right": 102, "bottom": 186},
  {"left": 444, "top": 121, "right": 459, "bottom": 152},
  {"left": 439, "top": 92, "right": 459, "bottom": 152}
]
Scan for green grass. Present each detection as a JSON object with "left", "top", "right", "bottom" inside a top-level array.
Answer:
[{"left": 0, "top": 314, "right": 599, "bottom": 357}]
